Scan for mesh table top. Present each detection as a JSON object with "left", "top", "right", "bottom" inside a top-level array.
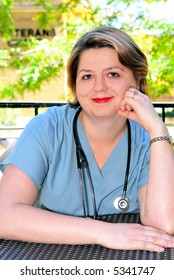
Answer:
[{"left": 0, "top": 214, "right": 174, "bottom": 260}]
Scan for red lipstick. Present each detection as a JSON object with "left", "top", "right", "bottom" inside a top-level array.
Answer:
[{"left": 92, "top": 97, "right": 113, "bottom": 104}]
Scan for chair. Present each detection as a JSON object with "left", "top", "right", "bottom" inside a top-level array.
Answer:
[
  {"left": 0, "top": 139, "right": 17, "bottom": 165},
  {"left": 0, "top": 126, "right": 23, "bottom": 167}
]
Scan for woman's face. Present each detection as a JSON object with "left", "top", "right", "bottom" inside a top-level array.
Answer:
[{"left": 76, "top": 47, "right": 137, "bottom": 118}]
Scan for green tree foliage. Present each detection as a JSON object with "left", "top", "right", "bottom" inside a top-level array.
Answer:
[
  {"left": 146, "top": 21, "right": 174, "bottom": 98},
  {"left": 0, "top": 0, "right": 102, "bottom": 99},
  {"left": 96, "top": 0, "right": 174, "bottom": 98},
  {"left": 0, "top": 0, "right": 15, "bottom": 40},
  {"left": 0, "top": 0, "right": 173, "bottom": 100}
]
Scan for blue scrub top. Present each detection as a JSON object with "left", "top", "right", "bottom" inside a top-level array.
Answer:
[{"left": 0, "top": 105, "right": 150, "bottom": 216}]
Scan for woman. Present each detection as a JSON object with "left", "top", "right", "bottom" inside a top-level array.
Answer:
[{"left": 0, "top": 26, "right": 174, "bottom": 252}]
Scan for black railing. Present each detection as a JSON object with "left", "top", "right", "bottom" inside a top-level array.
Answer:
[
  {"left": 0, "top": 101, "right": 66, "bottom": 116},
  {"left": 0, "top": 101, "right": 174, "bottom": 122}
]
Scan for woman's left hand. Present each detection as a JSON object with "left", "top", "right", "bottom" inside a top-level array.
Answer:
[{"left": 117, "top": 87, "right": 166, "bottom": 135}]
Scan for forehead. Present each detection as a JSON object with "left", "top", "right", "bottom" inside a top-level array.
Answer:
[
  {"left": 79, "top": 48, "right": 121, "bottom": 67},
  {"left": 77, "top": 48, "right": 125, "bottom": 72}
]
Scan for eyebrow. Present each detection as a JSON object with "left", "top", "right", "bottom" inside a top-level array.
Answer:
[
  {"left": 104, "top": 66, "right": 124, "bottom": 72},
  {"left": 78, "top": 66, "right": 124, "bottom": 74},
  {"left": 78, "top": 69, "right": 92, "bottom": 74}
]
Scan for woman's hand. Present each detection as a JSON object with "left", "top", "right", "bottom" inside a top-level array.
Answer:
[
  {"left": 97, "top": 222, "right": 174, "bottom": 252},
  {"left": 117, "top": 87, "right": 167, "bottom": 136}
]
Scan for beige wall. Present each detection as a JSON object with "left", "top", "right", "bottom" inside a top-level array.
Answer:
[
  {"left": 0, "top": 0, "right": 66, "bottom": 102},
  {"left": 1, "top": 1, "right": 61, "bottom": 48}
]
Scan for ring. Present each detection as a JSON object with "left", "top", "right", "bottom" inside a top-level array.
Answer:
[
  {"left": 145, "top": 236, "right": 148, "bottom": 242},
  {"left": 131, "top": 89, "right": 139, "bottom": 99},
  {"left": 133, "top": 89, "right": 139, "bottom": 96}
]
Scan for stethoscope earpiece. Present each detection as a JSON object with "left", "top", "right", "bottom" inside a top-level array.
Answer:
[{"left": 114, "top": 196, "right": 130, "bottom": 213}]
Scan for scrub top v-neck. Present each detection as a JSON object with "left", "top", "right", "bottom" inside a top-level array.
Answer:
[{"left": 0, "top": 105, "right": 150, "bottom": 216}]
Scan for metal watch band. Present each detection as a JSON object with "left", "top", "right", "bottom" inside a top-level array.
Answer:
[{"left": 150, "top": 135, "right": 173, "bottom": 145}]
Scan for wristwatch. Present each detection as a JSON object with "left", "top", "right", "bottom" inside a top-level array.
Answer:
[{"left": 150, "top": 135, "right": 173, "bottom": 145}]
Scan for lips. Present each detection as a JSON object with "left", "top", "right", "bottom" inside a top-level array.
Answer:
[{"left": 92, "top": 97, "right": 113, "bottom": 104}]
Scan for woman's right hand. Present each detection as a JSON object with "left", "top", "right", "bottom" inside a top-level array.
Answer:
[
  {"left": 117, "top": 87, "right": 168, "bottom": 137},
  {"left": 97, "top": 222, "right": 174, "bottom": 252}
]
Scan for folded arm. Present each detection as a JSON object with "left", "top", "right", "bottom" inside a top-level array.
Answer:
[
  {"left": 0, "top": 164, "right": 174, "bottom": 252},
  {"left": 118, "top": 88, "right": 174, "bottom": 233}
]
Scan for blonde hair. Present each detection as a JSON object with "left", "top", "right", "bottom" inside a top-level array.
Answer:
[{"left": 67, "top": 26, "right": 148, "bottom": 107}]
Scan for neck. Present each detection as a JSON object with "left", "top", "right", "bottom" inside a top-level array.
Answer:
[
  {"left": 79, "top": 111, "right": 128, "bottom": 169},
  {"left": 80, "top": 111, "right": 127, "bottom": 144}
]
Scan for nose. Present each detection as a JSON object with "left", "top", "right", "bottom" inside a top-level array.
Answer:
[{"left": 94, "top": 76, "right": 108, "bottom": 92}]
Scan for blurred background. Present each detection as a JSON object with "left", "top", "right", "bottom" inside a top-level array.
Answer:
[{"left": 0, "top": 0, "right": 173, "bottom": 131}]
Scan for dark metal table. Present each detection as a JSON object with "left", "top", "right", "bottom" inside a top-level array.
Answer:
[{"left": 0, "top": 214, "right": 173, "bottom": 260}]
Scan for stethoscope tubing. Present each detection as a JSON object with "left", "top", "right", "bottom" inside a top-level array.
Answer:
[
  {"left": 73, "top": 107, "right": 131, "bottom": 218},
  {"left": 123, "top": 120, "right": 131, "bottom": 194},
  {"left": 73, "top": 107, "right": 97, "bottom": 218}
]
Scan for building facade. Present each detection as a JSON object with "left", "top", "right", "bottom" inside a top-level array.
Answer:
[{"left": 0, "top": 0, "right": 64, "bottom": 102}]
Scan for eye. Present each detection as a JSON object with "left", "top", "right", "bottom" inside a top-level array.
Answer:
[
  {"left": 108, "top": 72, "right": 119, "bottom": 78},
  {"left": 82, "top": 74, "right": 93, "bottom": 80}
]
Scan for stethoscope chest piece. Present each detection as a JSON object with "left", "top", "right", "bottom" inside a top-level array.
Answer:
[
  {"left": 114, "top": 196, "right": 130, "bottom": 213},
  {"left": 73, "top": 107, "right": 132, "bottom": 217}
]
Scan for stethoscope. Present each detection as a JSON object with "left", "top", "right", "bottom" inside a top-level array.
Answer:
[{"left": 73, "top": 107, "right": 131, "bottom": 219}]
